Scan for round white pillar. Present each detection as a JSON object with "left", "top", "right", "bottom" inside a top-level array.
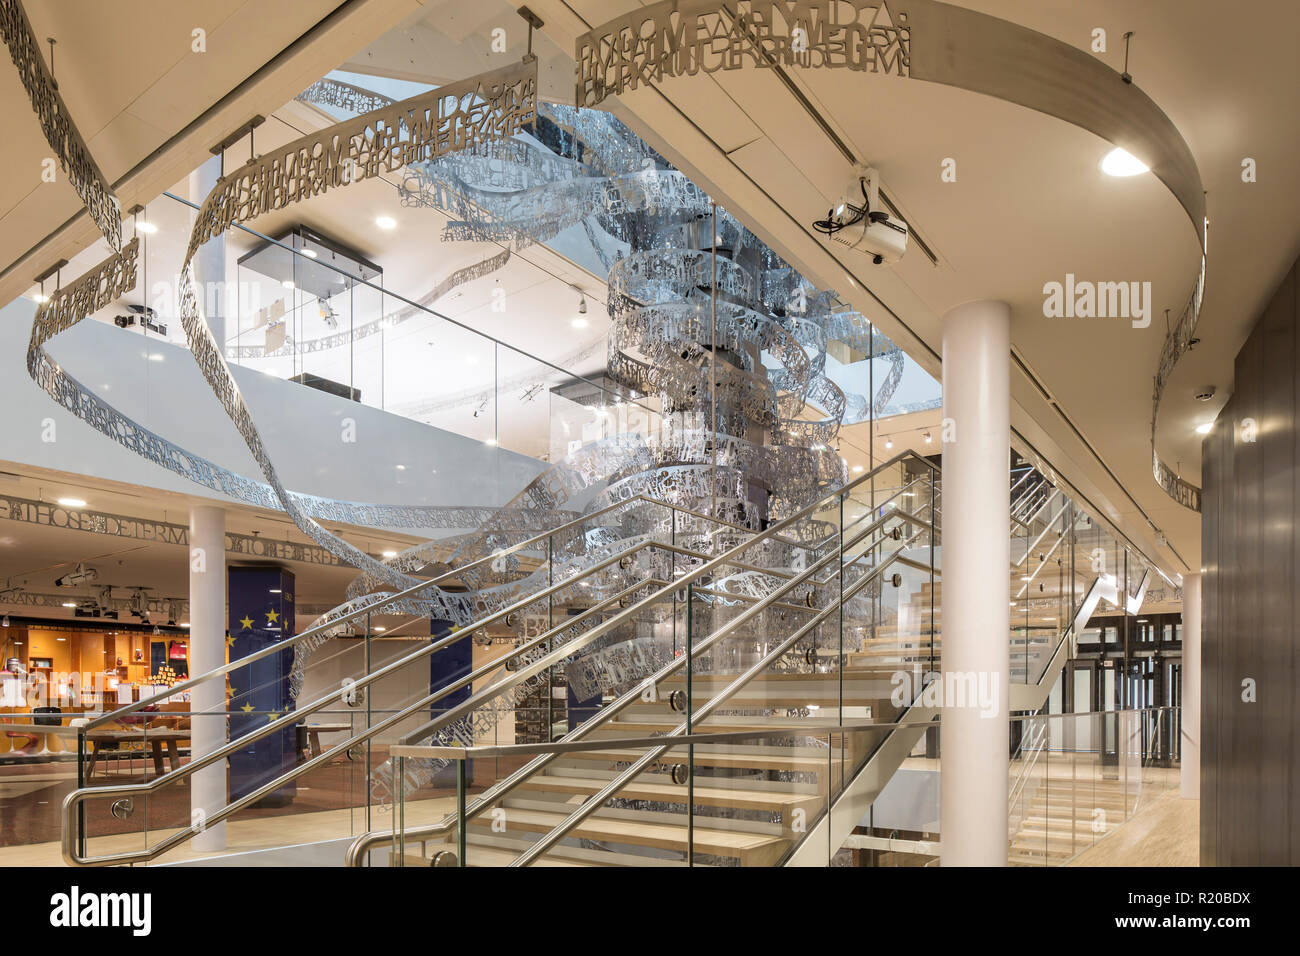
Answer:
[
  {"left": 189, "top": 505, "right": 227, "bottom": 851},
  {"left": 189, "top": 155, "right": 226, "bottom": 344},
  {"left": 1180, "top": 573, "right": 1201, "bottom": 799},
  {"left": 939, "top": 299, "right": 1011, "bottom": 866}
]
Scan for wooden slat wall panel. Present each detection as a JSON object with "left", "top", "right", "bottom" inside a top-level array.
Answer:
[{"left": 1202, "top": 257, "right": 1300, "bottom": 865}]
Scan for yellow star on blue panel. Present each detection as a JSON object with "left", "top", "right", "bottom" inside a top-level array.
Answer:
[
  {"left": 225, "top": 633, "right": 236, "bottom": 647},
  {"left": 240, "top": 702, "right": 254, "bottom": 713},
  {"left": 266, "top": 609, "right": 280, "bottom": 625},
  {"left": 239, "top": 615, "right": 254, "bottom": 630},
  {"left": 266, "top": 710, "right": 279, "bottom": 723}
]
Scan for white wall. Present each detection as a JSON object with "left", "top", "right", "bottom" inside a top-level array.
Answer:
[{"left": 1, "top": 297, "right": 546, "bottom": 531}]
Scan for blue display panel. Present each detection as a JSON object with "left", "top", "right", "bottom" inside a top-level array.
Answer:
[{"left": 228, "top": 567, "right": 297, "bottom": 805}]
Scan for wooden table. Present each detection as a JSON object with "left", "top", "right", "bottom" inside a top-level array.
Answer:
[
  {"left": 84, "top": 729, "right": 189, "bottom": 781},
  {"left": 304, "top": 723, "right": 352, "bottom": 758}
]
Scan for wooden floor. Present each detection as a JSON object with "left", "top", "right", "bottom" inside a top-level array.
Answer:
[{"left": 1068, "top": 791, "right": 1199, "bottom": 867}]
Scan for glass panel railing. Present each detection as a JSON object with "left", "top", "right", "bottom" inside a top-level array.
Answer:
[{"left": 1006, "top": 708, "right": 1180, "bottom": 866}]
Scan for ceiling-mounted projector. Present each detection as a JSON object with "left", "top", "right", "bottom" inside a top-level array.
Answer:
[{"left": 813, "top": 166, "right": 908, "bottom": 265}]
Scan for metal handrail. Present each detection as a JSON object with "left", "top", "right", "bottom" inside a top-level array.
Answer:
[
  {"left": 398, "top": 501, "right": 924, "bottom": 746},
  {"left": 509, "top": 527, "right": 928, "bottom": 866},
  {"left": 350, "top": 528, "right": 928, "bottom": 866},
  {"left": 344, "top": 454, "right": 938, "bottom": 863},
  {"left": 79, "top": 492, "right": 761, "bottom": 731},
  {"left": 62, "top": 450, "right": 936, "bottom": 864}
]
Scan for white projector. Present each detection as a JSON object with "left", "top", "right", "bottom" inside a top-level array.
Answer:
[{"left": 829, "top": 209, "right": 909, "bottom": 265}]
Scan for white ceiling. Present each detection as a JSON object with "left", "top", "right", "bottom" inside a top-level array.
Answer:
[
  {"left": 0, "top": 0, "right": 422, "bottom": 309},
  {"left": 8, "top": 0, "right": 1299, "bottom": 587}
]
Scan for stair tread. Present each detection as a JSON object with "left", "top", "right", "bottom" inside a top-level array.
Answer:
[
  {"left": 468, "top": 806, "right": 790, "bottom": 863},
  {"left": 518, "top": 773, "right": 818, "bottom": 813}
]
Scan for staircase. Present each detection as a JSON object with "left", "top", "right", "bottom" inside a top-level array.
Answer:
[
  {"left": 60, "top": 451, "right": 1131, "bottom": 868},
  {"left": 1008, "top": 764, "right": 1131, "bottom": 865},
  {"left": 371, "top": 463, "right": 1112, "bottom": 868}
]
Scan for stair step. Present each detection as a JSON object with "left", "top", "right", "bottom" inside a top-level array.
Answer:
[
  {"left": 561, "top": 744, "right": 848, "bottom": 777},
  {"left": 516, "top": 772, "right": 821, "bottom": 818},
  {"left": 467, "top": 806, "right": 791, "bottom": 865}
]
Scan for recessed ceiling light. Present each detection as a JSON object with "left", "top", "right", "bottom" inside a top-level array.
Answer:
[
  {"left": 302, "top": 249, "right": 318, "bottom": 259},
  {"left": 375, "top": 216, "right": 397, "bottom": 230},
  {"left": 382, "top": 550, "right": 398, "bottom": 558},
  {"left": 1195, "top": 422, "right": 1213, "bottom": 435},
  {"left": 62, "top": 602, "right": 77, "bottom": 608},
  {"left": 136, "top": 221, "right": 158, "bottom": 234},
  {"left": 485, "top": 437, "right": 498, "bottom": 446},
  {"left": 148, "top": 353, "right": 164, "bottom": 362},
  {"left": 1100, "top": 147, "right": 1150, "bottom": 177},
  {"left": 57, "top": 497, "right": 86, "bottom": 508},
  {"left": 373, "top": 626, "right": 387, "bottom": 632},
  {"left": 851, "top": 465, "right": 864, "bottom": 473},
  {"left": 281, "top": 279, "right": 295, "bottom": 290},
  {"left": 571, "top": 317, "right": 589, "bottom": 329},
  {"left": 32, "top": 293, "right": 49, "bottom": 304}
]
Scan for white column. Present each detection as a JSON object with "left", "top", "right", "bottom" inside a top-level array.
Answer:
[
  {"left": 1180, "top": 573, "right": 1201, "bottom": 799},
  {"left": 939, "top": 299, "right": 1011, "bottom": 866},
  {"left": 189, "top": 155, "right": 226, "bottom": 344},
  {"left": 189, "top": 505, "right": 227, "bottom": 851}
]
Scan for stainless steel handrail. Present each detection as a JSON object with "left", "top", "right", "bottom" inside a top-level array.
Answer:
[
  {"left": 80, "top": 493, "right": 729, "bottom": 731},
  {"left": 343, "top": 453, "right": 937, "bottom": 862},
  {"left": 509, "top": 525, "right": 929, "bottom": 866},
  {"left": 60, "top": 545, "right": 684, "bottom": 864},
  {"left": 62, "top": 450, "right": 936, "bottom": 864},
  {"left": 348, "top": 526, "right": 928, "bottom": 866},
  {"left": 397, "top": 499, "right": 918, "bottom": 748}
]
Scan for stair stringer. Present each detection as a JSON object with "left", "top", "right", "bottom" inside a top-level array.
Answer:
[{"left": 783, "top": 703, "right": 938, "bottom": 867}]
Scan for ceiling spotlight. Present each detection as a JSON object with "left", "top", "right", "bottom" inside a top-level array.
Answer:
[
  {"left": 32, "top": 293, "right": 49, "bottom": 304},
  {"left": 375, "top": 216, "right": 397, "bottom": 230},
  {"left": 851, "top": 465, "right": 864, "bottom": 474},
  {"left": 57, "top": 497, "right": 87, "bottom": 508},
  {"left": 382, "top": 550, "right": 398, "bottom": 558},
  {"left": 1100, "top": 147, "right": 1150, "bottom": 177},
  {"left": 1195, "top": 422, "right": 1213, "bottom": 435},
  {"left": 373, "top": 626, "right": 387, "bottom": 633},
  {"left": 136, "top": 221, "right": 158, "bottom": 235},
  {"left": 281, "top": 279, "right": 295, "bottom": 290},
  {"left": 62, "top": 602, "right": 77, "bottom": 608},
  {"left": 923, "top": 432, "right": 932, "bottom": 444},
  {"left": 302, "top": 249, "right": 318, "bottom": 259},
  {"left": 884, "top": 439, "right": 894, "bottom": 450},
  {"left": 1, "top": 616, "right": 8, "bottom": 627}
]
